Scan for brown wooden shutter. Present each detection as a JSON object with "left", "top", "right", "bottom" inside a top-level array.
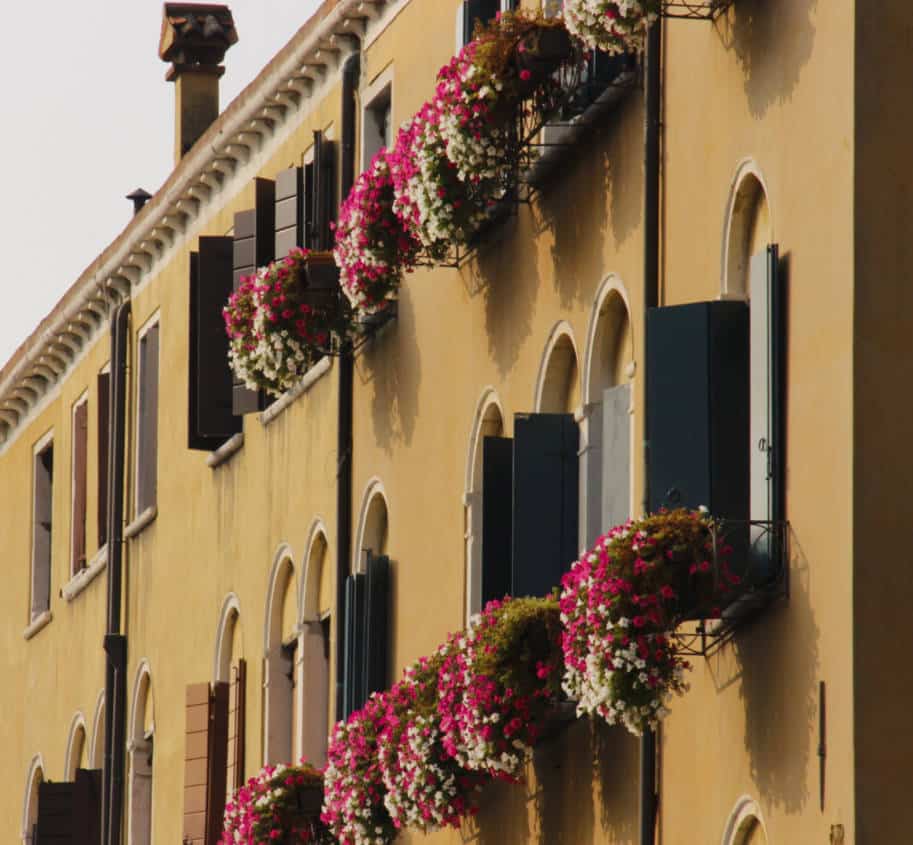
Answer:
[
  {"left": 275, "top": 167, "right": 304, "bottom": 257},
  {"left": 34, "top": 769, "right": 101, "bottom": 844},
  {"left": 189, "top": 240, "right": 241, "bottom": 449},
  {"left": 303, "top": 160, "right": 316, "bottom": 250},
  {"left": 207, "top": 681, "right": 230, "bottom": 845},
  {"left": 183, "top": 683, "right": 211, "bottom": 844},
  {"left": 96, "top": 372, "right": 110, "bottom": 547},
  {"left": 231, "top": 178, "right": 275, "bottom": 415},
  {"left": 311, "top": 131, "right": 337, "bottom": 251},
  {"left": 226, "top": 659, "right": 247, "bottom": 794},
  {"left": 71, "top": 401, "right": 88, "bottom": 573}
]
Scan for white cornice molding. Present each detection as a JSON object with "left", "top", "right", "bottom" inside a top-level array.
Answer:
[{"left": 0, "top": 0, "right": 396, "bottom": 454}]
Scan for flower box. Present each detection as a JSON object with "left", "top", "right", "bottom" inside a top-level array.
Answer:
[{"left": 515, "top": 26, "right": 574, "bottom": 88}]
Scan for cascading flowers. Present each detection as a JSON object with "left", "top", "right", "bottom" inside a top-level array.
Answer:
[
  {"left": 562, "top": 0, "right": 660, "bottom": 55},
  {"left": 379, "top": 651, "right": 488, "bottom": 833},
  {"left": 333, "top": 149, "right": 420, "bottom": 315},
  {"left": 321, "top": 692, "right": 398, "bottom": 845},
  {"left": 221, "top": 762, "right": 331, "bottom": 844},
  {"left": 437, "top": 597, "right": 564, "bottom": 781},
  {"left": 559, "top": 508, "right": 739, "bottom": 736},
  {"left": 223, "top": 248, "right": 346, "bottom": 397}
]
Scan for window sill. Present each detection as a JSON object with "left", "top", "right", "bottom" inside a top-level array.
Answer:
[
  {"left": 61, "top": 545, "right": 108, "bottom": 602},
  {"left": 23, "top": 610, "right": 52, "bottom": 641},
  {"left": 125, "top": 505, "right": 157, "bottom": 539},
  {"left": 259, "top": 357, "right": 332, "bottom": 428},
  {"left": 207, "top": 432, "right": 245, "bottom": 469}
]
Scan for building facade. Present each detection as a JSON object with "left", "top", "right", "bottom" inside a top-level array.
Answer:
[{"left": 1, "top": 0, "right": 905, "bottom": 842}]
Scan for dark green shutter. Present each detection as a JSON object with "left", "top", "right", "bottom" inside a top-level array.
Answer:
[
  {"left": 275, "top": 166, "right": 304, "bottom": 257},
  {"left": 189, "top": 239, "right": 241, "bottom": 449},
  {"left": 343, "top": 573, "right": 366, "bottom": 718},
  {"left": 481, "top": 436, "right": 513, "bottom": 604},
  {"left": 364, "top": 552, "right": 391, "bottom": 697},
  {"left": 512, "top": 414, "right": 579, "bottom": 598},
  {"left": 311, "top": 131, "right": 337, "bottom": 251},
  {"left": 231, "top": 179, "right": 275, "bottom": 414},
  {"left": 303, "top": 161, "right": 316, "bottom": 250}
]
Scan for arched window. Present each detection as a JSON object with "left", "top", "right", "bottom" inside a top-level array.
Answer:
[
  {"left": 721, "top": 796, "right": 769, "bottom": 845},
  {"left": 299, "top": 523, "right": 332, "bottom": 766},
  {"left": 214, "top": 595, "right": 246, "bottom": 799},
  {"left": 356, "top": 482, "right": 389, "bottom": 571},
  {"left": 722, "top": 161, "right": 772, "bottom": 300},
  {"left": 89, "top": 691, "right": 105, "bottom": 770},
  {"left": 21, "top": 755, "right": 44, "bottom": 845},
  {"left": 128, "top": 662, "right": 154, "bottom": 845},
  {"left": 536, "top": 324, "right": 580, "bottom": 414},
  {"left": 64, "top": 714, "right": 87, "bottom": 781},
  {"left": 464, "top": 389, "right": 506, "bottom": 619},
  {"left": 581, "top": 278, "right": 635, "bottom": 547},
  {"left": 264, "top": 545, "right": 298, "bottom": 766}
]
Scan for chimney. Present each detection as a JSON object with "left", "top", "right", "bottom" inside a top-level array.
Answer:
[
  {"left": 127, "top": 188, "right": 152, "bottom": 216},
  {"left": 159, "top": 3, "right": 238, "bottom": 164}
]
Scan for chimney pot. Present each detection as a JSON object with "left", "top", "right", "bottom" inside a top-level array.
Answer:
[{"left": 127, "top": 188, "right": 153, "bottom": 216}]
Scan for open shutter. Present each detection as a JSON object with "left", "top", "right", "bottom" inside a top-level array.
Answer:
[
  {"left": 36, "top": 781, "right": 75, "bottom": 842},
  {"left": 137, "top": 325, "right": 159, "bottom": 514},
  {"left": 481, "top": 437, "right": 513, "bottom": 604},
  {"left": 303, "top": 161, "right": 316, "bottom": 250},
  {"left": 275, "top": 167, "right": 305, "bottom": 257},
  {"left": 749, "top": 244, "right": 783, "bottom": 580},
  {"left": 582, "top": 402, "right": 603, "bottom": 550},
  {"left": 207, "top": 682, "right": 230, "bottom": 845},
  {"left": 512, "top": 414, "right": 579, "bottom": 598},
  {"left": 72, "top": 401, "right": 88, "bottom": 572},
  {"left": 232, "top": 178, "right": 276, "bottom": 415},
  {"left": 364, "top": 552, "right": 391, "bottom": 697},
  {"left": 96, "top": 372, "right": 109, "bottom": 547},
  {"left": 190, "top": 238, "right": 241, "bottom": 447},
  {"left": 311, "top": 131, "right": 337, "bottom": 251},
  {"left": 183, "top": 684, "right": 211, "bottom": 844},
  {"left": 343, "top": 573, "right": 366, "bottom": 718},
  {"left": 602, "top": 383, "right": 631, "bottom": 533},
  {"left": 226, "top": 660, "right": 246, "bottom": 794}
]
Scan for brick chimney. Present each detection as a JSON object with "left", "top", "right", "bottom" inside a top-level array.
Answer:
[{"left": 159, "top": 3, "right": 238, "bottom": 163}]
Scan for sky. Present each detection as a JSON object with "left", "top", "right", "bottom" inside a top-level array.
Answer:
[{"left": 0, "top": 0, "right": 322, "bottom": 371}]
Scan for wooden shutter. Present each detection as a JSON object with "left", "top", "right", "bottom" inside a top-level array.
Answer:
[
  {"left": 231, "top": 179, "right": 275, "bottom": 415},
  {"left": 311, "top": 131, "right": 337, "bottom": 251},
  {"left": 364, "top": 553, "right": 390, "bottom": 698},
  {"left": 32, "top": 444, "right": 53, "bottom": 618},
  {"left": 481, "top": 436, "right": 513, "bottom": 605},
  {"left": 343, "top": 573, "right": 366, "bottom": 718},
  {"left": 226, "top": 659, "right": 246, "bottom": 794},
  {"left": 303, "top": 161, "right": 316, "bottom": 250},
  {"left": 512, "top": 414, "right": 579, "bottom": 599},
  {"left": 601, "top": 383, "right": 631, "bottom": 534},
  {"left": 207, "top": 682, "right": 230, "bottom": 845},
  {"left": 190, "top": 238, "right": 241, "bottom": 447},
  {"left": 72, "top": 401, "right": 88, "bottom": 572},
  {"left": 749, "top": 244, "right": 783, "bottom": 579},
  {"left": 96, "top": 372, "right": 109, "bottom": 547},
  {"left": 183, "top": 684, "right": 211, "bottom": 844},
  {"left": 34, "top": 769, "right": 101, "bottom": 844},
  {"left": 275, "top": 167, "right": 305, "bottom": 257},
  {"left": 137, "top": 325, "right": 159, "bottom": 514}
]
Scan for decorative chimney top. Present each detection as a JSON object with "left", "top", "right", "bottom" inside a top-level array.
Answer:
[
  {"left": 159, "top": 3, "right": 238, "bottom": 79},
  {"left": 126, "top": 188, "right": 153, "bottom": 216}
]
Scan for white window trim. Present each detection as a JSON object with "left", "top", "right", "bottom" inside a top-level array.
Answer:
[
  {"left": 30, "top": 428, "right": 54, "bottom": 626},
  {"left": 206, "top": 432, "right": 245, "bottom": 468},
  {"left": 23, "top": 610, "right": 52, "bottom": 641},
  {"left": 70, "top": 391, "right": 89, "bottom": 576},
  {"left": 62, "top": 544, "right": 108, "bottom": 602},
  {"left": 125, "top": 505, "right": 157, "bottom": 540},
  {"left": 134, "top": 313, "right": 160, "bottom": 521}
]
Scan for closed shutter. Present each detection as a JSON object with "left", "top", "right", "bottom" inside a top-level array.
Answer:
[
  {"left": 226, "top": 660, "right": 246, "bottom": 794},
  {"left": 343, "top": 573, "right": 366, "bottom": 718},
  {"left": 189, "top": 238, "right": 241, "bottom": 448},
  {"left": 137, "top": 325, "right": 159, "bottom": 514},
  {"left": 275, "top": 167, "right": 305, "bottom": 257},
  {"left": 32, "top": 444, "right": 53, "bottom": 618},
  {"left": 364, "top": 553, "right": 390, "bottom": 697},
  {"left": 73, "top": 769, "right": 102, "bottom": 845},
  {"left": 96, "top": 372, "right": 110, "bottom": 547},
  {"left": 303, "top": 161, "right": 316, "bottom": 250},
  {"left": 481, "top": 436, "right": 513, "bottom": 604},
  {"left": 72, "top": 401, "right": 88, "bottom": 572},
  {"left": 602, "top": 383, "right": 631, "bottom": 533},
  {"left": 311, "top": 131, "right": 337, "bottom": 251},
  {"left": 207, "top": 682, "right": 230, "bottom": 845},
  {"left": 36, "top": 781, "right": 75, "bottom": 842},
  {"left": 231, "top": 178, "right": 276, "bottom": 415},
  {"left": 512, "top": 414, "right": 579, "bottom": 598},
  {"left": 749, "top": 244, "right": 783, "bottom": 580}
]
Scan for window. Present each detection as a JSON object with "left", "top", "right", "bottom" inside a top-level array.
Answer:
[
  {"left": 129, "top": 663, "right": 154, "bottom": 845},
  {"left": 97, "top": 369, "right": 110, "bottom": 547},
  {"left": 136, "top": 321, "right": 159, "bottom": 517},
  {"left": 71, "top": 395, "right": 88, "bottom": 575},
  {"left": 264, "top": 553, "right": 297, "bottom": 765},
  {"left": 362, "top": 83, "right": 392, "bottom": 168},
  {"left": 458, "top": 0, "right": 513, "bottom": 49},
  {"left": 31, "top": 434, "right": 54, "bottom": 623},
  {"left": 300, "top": 526, "right": 332, "bottom": 766}
]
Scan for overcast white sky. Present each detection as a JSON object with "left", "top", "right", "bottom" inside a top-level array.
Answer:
[{"left": 0, "top": 0, "right": 322, "bottom": 370}]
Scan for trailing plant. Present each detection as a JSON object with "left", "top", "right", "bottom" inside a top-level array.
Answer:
[
  {"left": 322, "top": 692, "right": 398, "bottom": 845},
  {"left": 223, "top": 248, "right": 348, "bottom": 397},
  {"left": 221, "top": 762, "right": 331, "bottom": 844},
  {"left": 379, "top": 651, "right": 488, "bottom": 833},
  {"left": 562, "top": 0, "right": 660, "bottom": 55},
  {"left": 559, "top": 508, "right": 738, "bottom": 736},
  {"left": 334, "top": 149, "right": 420, "bottom": 315},
  {"left": 437, "top": 596, "right": 564, "bottom": 781}
]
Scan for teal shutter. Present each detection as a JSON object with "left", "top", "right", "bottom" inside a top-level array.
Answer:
[
  {"left": 343, "top": 573, "right": 366, "bottom": 717},
  {"left": 512, "top": 414, "right": 579, "bottom": 598},
  {"left": 364, "top": 552, "right": 391, "bottom": 697},
  {"left": 482, "top": 436, "right": 513, "bottom": 604}
]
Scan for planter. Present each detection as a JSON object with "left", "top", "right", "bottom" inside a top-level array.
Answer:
[
  {"left": 295, "top": 783, "right": 324, "bottom": 817},
  {"left": 514, "top": 26, "right": 574, "bottom": 91},
  {"left": 298, "top": 251, "right": 341, "bottom": 309}
]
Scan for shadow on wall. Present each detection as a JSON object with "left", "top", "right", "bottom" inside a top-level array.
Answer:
[
  {"left": 536, "top": 96, "right": 644, "bottom": 311},
  {"left": 724, "top": 0, "right": 818, "bottom": 119},
  {"left": 735, "top": 526, "right": 820, "bottom": 815},
  {"left": 359, "top": 285, "right": 422, "bottom": 455},
  {"left": 592, "top": 719, "right": 639, "bottom": 844}
]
